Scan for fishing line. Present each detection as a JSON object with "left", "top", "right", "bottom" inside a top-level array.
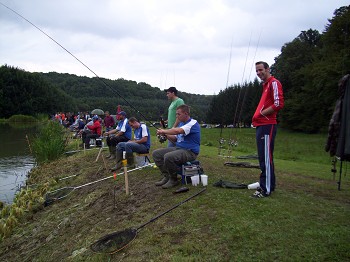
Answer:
[
  {"left": 231, "top": 31, "right": 252, "bottom": 132},
  {"left": 218, "top": 37, "right": 233, "bottom": 156},
  {"left": 0, "top": 2, "right": 157, "bottom": 128},
  {"left": 235, "top": 28, "right": 262, "bottom": 134},
  {"left": 222, "top": 31, "right": 252, "bottom": 156}
]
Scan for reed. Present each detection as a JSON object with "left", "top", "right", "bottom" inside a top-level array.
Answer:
[{"left": 32, "top": 121, "right": 68, "bottom": 164}]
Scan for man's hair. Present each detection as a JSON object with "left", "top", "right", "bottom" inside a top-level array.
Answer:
[
  {"left": 128, "top": 117, "right": 138, "bottom": 123},
  {"left": 167, "top": 86, "right": 178, "bottom": 95},
  {"left": 177, "top": 104, "right": 190, "bottom": 114},
  {"left": 255, "top": 61, "right": 269, "bottom": 69}
]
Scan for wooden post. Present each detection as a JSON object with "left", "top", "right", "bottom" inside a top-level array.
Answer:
[
  {"left": 95, "top": 147, "right": 103, "bottom": 162},
  {"left": 101, "top": 153, "right": 108, "bottom": 171},
  {"left": 123, "top": 151, "right": 129, "bottom": 195}
]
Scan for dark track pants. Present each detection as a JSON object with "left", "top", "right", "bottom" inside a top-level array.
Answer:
[{"left": 256, "top": 124, "right": 277, "bottom": 195}]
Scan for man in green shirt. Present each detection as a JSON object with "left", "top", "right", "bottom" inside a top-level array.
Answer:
[{"left": 164, "top": 87, "right": 184, "bottom": 147}]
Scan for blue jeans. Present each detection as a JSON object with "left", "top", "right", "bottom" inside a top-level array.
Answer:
[
  {"left": 117, "top": 142, "right": 149, "bottom": 154},
  {"left": 167, "top": 140, "right": 176, "bottom": 148}
]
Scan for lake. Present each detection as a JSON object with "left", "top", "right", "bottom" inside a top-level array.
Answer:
[{"left": 0, "top": 123, "right": 38, "bottom": 204}]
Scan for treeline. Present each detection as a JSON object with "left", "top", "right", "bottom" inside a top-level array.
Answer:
[
  {"left": 0, "top": 66, "right": 212, "bottom": 122},
  {"left": 207, "top": 5, "right": 350, "bottom": 132}
]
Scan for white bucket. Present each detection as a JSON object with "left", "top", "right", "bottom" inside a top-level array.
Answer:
[
  {"left": 200, "top": 175, "right": 208, "bottom": 186},
  {"left": 191, "top": 175, "right": 200, "bottom": 186}
]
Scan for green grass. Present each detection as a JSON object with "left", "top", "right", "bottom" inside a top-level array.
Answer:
[
  {"left": 31, "top": 121, "right": 69, "bottom": 163},
  {"left": 0, "top": 127, "right": 349, "bottom": 261}
]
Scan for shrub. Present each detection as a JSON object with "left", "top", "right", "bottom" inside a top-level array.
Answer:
[{"left": 32, "top": 121, "right": 68, "bottom": 163}]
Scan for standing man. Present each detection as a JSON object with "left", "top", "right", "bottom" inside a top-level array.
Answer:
[
  {"left": 111, "top": 117, "right": 151, "bottom": 171},
  {"left": 105, "top": 111, "right": 132, "bottom": 160},
  {"left": 252, "top": 61, "right": 284, "bottom": 198},
  {"left": 153, "top": 104, "right": 200, "bottom": 189},
  {"left": 103, "top": 111, "right": 115, "bottom": 132},
  {"left": 164, "top": 87, "right": 184, "bottom": 147}
]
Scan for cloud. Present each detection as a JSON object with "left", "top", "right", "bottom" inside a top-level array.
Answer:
[{"left": 0, "top": 0, "right": 348, "bottom": 95}]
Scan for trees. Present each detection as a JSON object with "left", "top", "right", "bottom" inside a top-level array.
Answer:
[
  {"left": 0, "top": 65, "right": 211, "bottom": 122},
  {"left": 207, "top": 5, "right": 349, "bottom": 132}
]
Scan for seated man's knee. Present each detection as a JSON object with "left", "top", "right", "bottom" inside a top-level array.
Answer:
[
  {"left": 117, "top": 142, "right": 126, "bottom": 151},
  {"left": 163, "top": 152, "right": 178, "bottom": 166}
]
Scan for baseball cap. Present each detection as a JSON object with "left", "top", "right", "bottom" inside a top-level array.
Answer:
[{"left": 117, "top": 111, "right": 127, "bottom": 116}]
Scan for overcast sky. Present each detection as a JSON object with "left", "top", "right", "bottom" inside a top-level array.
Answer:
[{"left": 0, "top": 1, "right": 348, "bottom": 95}]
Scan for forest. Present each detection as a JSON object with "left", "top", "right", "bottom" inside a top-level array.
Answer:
[
  {"left": 0, "top": 5, "right": 349, "bottom": 132},
  {"left": 206, "top": 5, "right": 350, "bottom": 132},
  {"left": 0, "top": 67, "right": 212, "bottom": 123}
]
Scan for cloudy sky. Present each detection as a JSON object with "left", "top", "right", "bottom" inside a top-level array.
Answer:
[{"left": 0, "top": 1, "right": 348, "bottom": 95}]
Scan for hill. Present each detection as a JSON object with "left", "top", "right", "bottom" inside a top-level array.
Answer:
[{"left": 0, "top": 65, "right": 212, "bottom": 122}]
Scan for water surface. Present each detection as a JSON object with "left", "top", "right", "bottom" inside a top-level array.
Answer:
[{"left": 0, "top": 123, "right": 38, "bottom": 203}]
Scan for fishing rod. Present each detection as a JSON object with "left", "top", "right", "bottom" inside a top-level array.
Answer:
[
  {"left": 218, "top": 34, "right": 252, "bottom": 158},
  {"left": 44, "top": 163, "right": 154, "bottom": 206},
  {"left": 229, "top": 31, "right": 252, "bottom": 150},
  {"left": 235, "top": 28, "right": 262, "bottom": 134},
  {"left": 0, "top": 2, "right": 158, "bottom": 130},
  {"left": 227, "top": 29, "right": 262, "bottom": 157},
  {"left": 218, "top": 38, "right": 233, "bottom": 157}
]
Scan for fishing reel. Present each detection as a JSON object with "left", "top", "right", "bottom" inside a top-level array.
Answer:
[
  {"left": 157, "top": 134, "right": 167, "bottom": 143},
  {"left": 228, "top": 139, "right": 238, "bottom": 147},
  {"left": 219, "top": 138, "right": 226, "bottom": 145}
]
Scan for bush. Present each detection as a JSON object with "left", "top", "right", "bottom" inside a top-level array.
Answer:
[
  {"left": 8, "top": 115, "right": 38, "bottom": 123},
  {"left": 32, "top": 121, "right": 68, "bottom": 163}
]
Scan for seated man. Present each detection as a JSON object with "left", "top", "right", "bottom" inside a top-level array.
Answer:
[
  {"left": 111, "top": 117, "right": 151, "bottom": 171},
  {"left": 152, "top": 104, "right": 200, "bottom": 189},
  {"left": 80, "top": 115, "right": 101, "bottom": 149},
  {"left": 104, "top": 111, "right": 132, "bottom": 160}
]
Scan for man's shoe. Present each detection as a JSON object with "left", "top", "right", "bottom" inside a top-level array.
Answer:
[
  {"left": 155, "top": 177, "right": 169, "bottom": 186},
  {"left": 251, "top": 189, "right": 269, "bottom": 198},
  {"left": 162, "top": 179, "right": 179, "bottom": 189},
  {"left": 108, "top": 154, "right": 116, "bottom": 160}
]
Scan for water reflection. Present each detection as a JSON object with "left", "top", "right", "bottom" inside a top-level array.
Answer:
[
  {"left": 0, "top": 123, "right": 38, "bottom": 204},
  {"left": 0, "top": 156, "right": 35, "bottom": 203}
]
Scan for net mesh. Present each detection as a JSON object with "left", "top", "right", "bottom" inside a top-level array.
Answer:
[
  {"left": 44, "top": 187, "right": 74, "bottom": 206},
  {"left": 90, "top": 228, "right": 137, "bottom": 253},
  {"left": 224, "top": 162, "right": 260, "bottom": 168}
]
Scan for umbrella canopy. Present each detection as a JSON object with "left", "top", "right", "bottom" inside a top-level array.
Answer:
[{"left": 91, "top": 109, "right": 104, "bottom": 116}]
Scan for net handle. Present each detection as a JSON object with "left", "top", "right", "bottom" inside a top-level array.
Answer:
[
  {"left": 136, "top": 187, "right": 206, "bottom": 232},
  {"left": 74, "top": 163, "right": 153, "bottom": 190}
]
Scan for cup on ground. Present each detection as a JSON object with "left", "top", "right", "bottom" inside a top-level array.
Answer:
[
  {"left": 191, "top": 175, "right": 199, "bottom": 186},
  {"left": 200, "top": 175, "right": 208, "bottom": 186},
  {"left": 247, "top": 182, "right": 260, "bottom": 190}
]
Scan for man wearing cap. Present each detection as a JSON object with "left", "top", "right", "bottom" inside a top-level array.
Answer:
[
  {"left": 163, "top": 87, "right": 184, "bottom": 147},
  {"left": 81, "top": 115, "right": 102, "bottom": 149},
  {"left": 111, "top": 117, "right": 151, "bottom": 171},
  {"left": 104, "top": 111, "right": 132, "bottom": 160}
]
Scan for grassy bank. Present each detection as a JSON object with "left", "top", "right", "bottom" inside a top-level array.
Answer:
[{"left": 0, "top": 128, "right": 349, "bottom": 261}]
